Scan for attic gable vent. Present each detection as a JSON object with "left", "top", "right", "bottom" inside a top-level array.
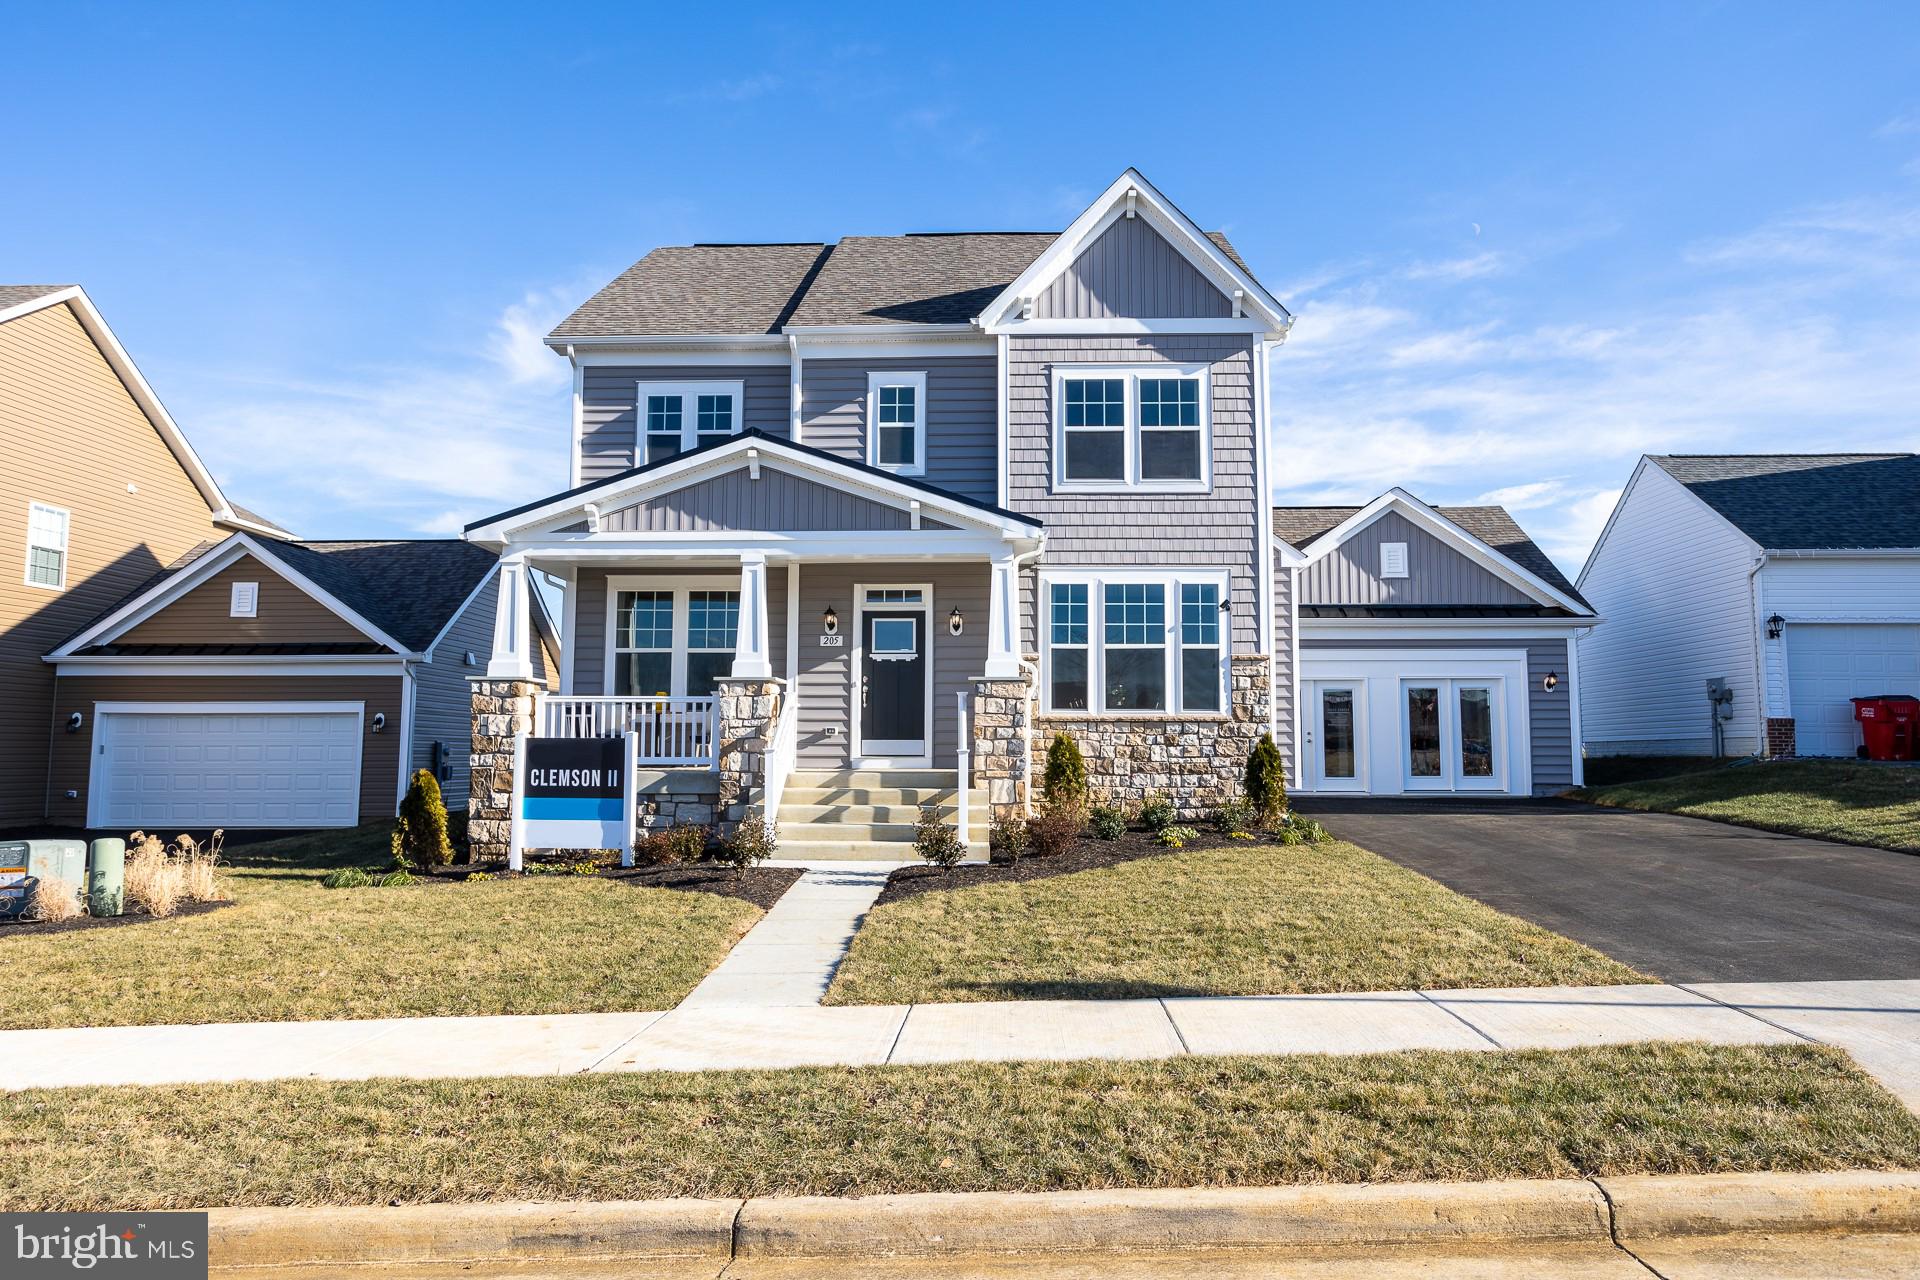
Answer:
[
  {"left": 1380, "top": 542, "right": 1409, "bottom": 579},
  {"left": 230, "top": 581, "right": 259, "bottom": 618}
]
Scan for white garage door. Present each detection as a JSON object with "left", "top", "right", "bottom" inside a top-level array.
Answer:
[
  {"left": 1787, "top": 624, "right": 1920, "bottom": 757},
  {"left": 91, "top": 703, "right": 364, "bottom": 828}
]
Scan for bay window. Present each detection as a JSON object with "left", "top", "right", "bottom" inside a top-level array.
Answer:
[
  {"left": 634, "top": 380, "right": 744, "bottom": 466},
  {"left": 610, "top": 579, "right": 740, "bottom": 698},
  {"left": 1053, "top": 367, "right": 1209, "bottom": 491},
  {"left": 1041, "top": 571, "right": 1230, "bottom": 715}
]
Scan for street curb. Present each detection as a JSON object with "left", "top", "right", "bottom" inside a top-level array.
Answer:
[{"left": 205, "top": 1171, "right": 1920, "bottom": 1271}]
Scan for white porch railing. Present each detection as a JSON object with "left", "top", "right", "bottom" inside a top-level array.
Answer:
[{"left": 539, "top": 696, "right": 718, "bottom": 767}]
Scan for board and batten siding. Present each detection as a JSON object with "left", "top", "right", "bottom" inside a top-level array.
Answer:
[
  {"left": 1302, "top": 636, "right": 1576, "bottom": 793},
  {"left": 118, "top": 554, "right": 369, "bottom": 646},
  {"left": 1007, "top": 335, "right": 1262, "bottom": 652},
  {"left": 1296, "top": 511, "right": 1534, "bottom": 607},
  {"left": 1031, "top": 216, "right": 1233, "bottom": 320},
  {"left": 570, "top": 567, "right": 789, "bottom": 697},
  {"left": 0, "top": 299, "right": 222, "bottom": 822},
  {"left": 595, "top": 465, "right": 914, "bottom": 533},
  {"left": 47, "top": 674, "right": 405, "bottom": 825},
  {"left": 797, "top": 355, "right": 998, "bottom": 506},
  {"left": 1576, "top": 463, "right": 1763, "bottom": 756},
  {"left": 577, "top": 365, "right": 790, "bottom": 486}
]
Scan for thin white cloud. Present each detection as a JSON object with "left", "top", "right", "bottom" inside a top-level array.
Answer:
[{"left": 1403, "top": 250, "right": 1508, "bottom": 282}]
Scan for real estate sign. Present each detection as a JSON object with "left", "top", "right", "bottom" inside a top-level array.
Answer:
[{"left": 512, "top": 735, "right": 635, "bottom": 867}]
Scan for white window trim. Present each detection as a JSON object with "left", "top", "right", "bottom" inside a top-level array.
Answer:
[
  {"left": 24, "top": 501, "right": 69, "bottom": 591},
  {"left": 229, "top": 581, "right": 259, "bottom": 618},
  {"left": 1380, "top": 541, "right": 1409, "bottom": 579},
  {"left": 1050, "top": 365, "right": 1212, "bottom": 495},
  {"left": 603, "top": 574, "right": 741, "bottom": 698},
  {"left": 1038, "top": 568, "right": 1231, "bottom": 717},
  {"left": 633, "top": 380, "right": 746, "bottom": 467},
  {"left": 865, "top": 371, "right": 927, "bottom": 477}
]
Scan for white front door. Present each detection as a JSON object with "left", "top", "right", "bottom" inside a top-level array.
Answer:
[
  {"left": 1786, "top": 623, "right": 1920, "bottom": 757},
  {"left": 1400, "top": 679, "right": 1508, "bottom": 792},
  {"left": 1307, "top": 681, "right": 1368, "bottom": 792}
]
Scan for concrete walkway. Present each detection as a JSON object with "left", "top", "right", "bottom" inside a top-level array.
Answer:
[
  {"left": 5, "top": 980, "right": 1916, "bottom": 1106},
  {"left": 676, "top": 863, "right": 891, "bottom": 1008}
]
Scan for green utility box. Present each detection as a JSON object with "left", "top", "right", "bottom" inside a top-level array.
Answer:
[
  {"left": 88, "top": 838, "right": 126, "bottom": 917},
  {"left": 0, "top": 839, "right": 88, "bottom": 920}
]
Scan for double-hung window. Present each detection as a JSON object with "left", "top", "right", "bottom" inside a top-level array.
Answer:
[
  {"left": 1041, "top": 571, "right": 1230, "bottom": 715},
  {"left": 1054, "top": 367, "right": 1209, "bottom": 491},
  {"left": 610, "top": 580, "right": 740, "bottom": 698},
  {"left": 24, "top": 502, "right": 68, "bottom": 589},
  {"left": 867, "top": 371, "right": 927, "bottom": 475},
  {"left": 635, "top": 380, "right": 744, "bottom": 466}
]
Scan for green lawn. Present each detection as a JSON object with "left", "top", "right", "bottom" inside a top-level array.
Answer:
[
  {"left": 0, "top": 825, "right": 762, "bottom": 1029},
  {"left": 3, "top": 1044, "right": 1914, "bottom": 1210},
  {"left": 825, "top": 841, "right": 1646, "bottom": 1006},
  {"left": 1576, "top": 759, "right": 1920, "bottom": 854}
]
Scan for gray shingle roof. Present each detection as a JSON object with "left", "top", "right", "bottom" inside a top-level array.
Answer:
[
  {"left": 1273, "top": 503, "right": 1589, "bottom": 608},
  {"left": 551, "top": 230, "right": 1257, "bottom": 337},
  {"left": 1648, "top": 454, "right": 1920, "bottom": 550},
  {"left": 220, "top": 502, "right": 298, "bottom": 538},
  {"left": 0, "top": 285, "right": 72, "bottom": 312},
  {"left": 261, "top": 539, "right": 500, "bottom": 651}
]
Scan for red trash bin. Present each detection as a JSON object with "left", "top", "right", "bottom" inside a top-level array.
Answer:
[{"left": 1851, "top": 695, "right": 1920, "bottom": 761}]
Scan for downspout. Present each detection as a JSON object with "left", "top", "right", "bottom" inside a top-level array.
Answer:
[
  {"left": 1747, "top": 552, "right": 1770, "bottom": 754},
  {"left": 788, "top": 335, "right": 804, "bottom": 444}
]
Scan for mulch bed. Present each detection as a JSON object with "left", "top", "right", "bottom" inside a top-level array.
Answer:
[
  {"left": 874, "top": 827, "right": 1241, "bottom": 906},
  {"left": 0, "top": 899, "right": 234, "bottom": 938},
  {"left": 433, "top": 860, "right": 804, "bottom": 910}
]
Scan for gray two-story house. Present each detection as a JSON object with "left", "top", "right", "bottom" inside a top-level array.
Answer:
[{"left": 463, "top": 170, "right": 1594, "bottom": 860}]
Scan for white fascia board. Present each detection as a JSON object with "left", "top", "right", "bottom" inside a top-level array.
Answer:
[
  {"left": 570, "top": 347, "right": 792, "bottom": 368},
  {"left": 2, "top": 286, "right": 234, "bottom": 523},
  {"left": 214, "top": 512, "right": 297, "bottom": 539},
  {"left": 1300, "top": 618, "right": 1600, "bottom": 639},
  {"left": 1270, "top": 535, "right": 1310, "bottom": 568},
  {"left": 992, "top": 317, "right": 1273, "bottom": 336},
  {"left": 1299, "top": 488, "right": 1593, "bottom": 617},
  {"left": 56, "top": 657, "right": 411, "bottom": 677},
  {"left": 789, "top": 334, "right": 996, "bottom": 360},
  {"left": 47, "top": 531, "right": 419, "bottom": 659},
  {"left": 545, "top": 333, "right": 789, "bottom": 355},
  {"left": 506, "top": 531, "right": 1030, "bottom": 562},
  {"left": 977, "top": 168, "right": 1292, "bottom": 332},
  {"left": 1759, "top": 547, "right": 1920, "bottom": 559}
]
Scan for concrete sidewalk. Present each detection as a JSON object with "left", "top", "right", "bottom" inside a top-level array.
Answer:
[
  {"left": 676, "top": 864, "right": 891, "bottom": 1008},
  {"left": 5, "top": 980, "right": 1916, "bottom": 1105}
]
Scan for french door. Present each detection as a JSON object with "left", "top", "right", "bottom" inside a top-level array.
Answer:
[
  {"left": 1307, "top": 681, "right": 1368, "bottom": 792},
  {"left": 1401, "top": 679, "right": 1506, "bottom": 792}
]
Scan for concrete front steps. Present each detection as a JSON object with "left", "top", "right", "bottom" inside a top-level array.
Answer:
[{"left": 777, "top": 769, "right": 988, "bottom": 861}]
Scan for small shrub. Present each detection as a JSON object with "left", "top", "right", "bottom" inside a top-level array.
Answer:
[
  {"left": 637, "top": 823, "right": 711, "bottom": 866},
  {"left": 1244, "top": 732, "right": 1288, "bottom": 825},
  {"left": 1042, "top": 733, "right": 1089, "bottom": 810},
  {"left": 391, "top": 769, "right": 455, "bottom": 870},
  {"left": 1138, "top": 793, "right": 1176, "bottom": 833},
  {"left": 465, "top": 870, "right": 494, "bottom": 882},
  {"left": 524, "top": 858, "right": 602, "bottom": 876},
  {"left": 718, "top": 814, "right": 778, "bottom": 876},
  {"left": 990, "top": 814, "right": 1030, "bottom": 865},
  {"left": 1026, "top": 801, "right": 1084, "bottom": 859},
  {"left": 1157, "top": 824, "right": 1199, "bottom": 849},
  {"left": 320, "top": 866, "right": 374, "bottom": 890},
  {"left": 26, "top": 875, "right": 83, "bottom": 922},
  {"left": 1214, "top": 797, "right": 1256, "bottom": 837},
  {"left": 1276, "top": 824, "right": 1305, "bottom": 846},
  {"left": 375, "top": 869, "right": 416, "bottom": 888},
  {"left": 1294, "top": 816, "right": 1331, "bottom": 844},
  {"left": 1087, "top": 805, "right": 1128, "bottom": 841},
  {"left": 914, "top": 804, "right": 966, "bottom": 872}
]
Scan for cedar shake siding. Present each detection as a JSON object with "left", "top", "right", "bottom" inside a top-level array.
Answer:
[
  {"left": 1295, "top": 511, "right": 1537, "bottom": 608},
  {"left": 578, "top": 365, "right": 789, "bottom": 485},
  {"left": 1031, "top": 216, "right": 1233, "bottom": 320},
  {"left": 798, "top": 356, "right": 998, "bottom": 506},
  {"left": 595, "top": 465, "right": 914, "bottom": 533},
  {"left": 116, "top": 554, "right": 369, "bottom": 646},
  {"left": 1271, "top": 558, "right": 1296, "bottom": 771},
  {"left": 1007, "top": 334, "right": 1261, "bottom": 650},
  {"left": 47, "top": 674, "right": 405, "bottom": 825},
  {"left": 0, "top": 299, "right": 219, "bottom": 823}
]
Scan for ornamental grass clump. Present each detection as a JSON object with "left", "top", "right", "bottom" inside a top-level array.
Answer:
[
  {"left": 25, "top": 875, "right": 83, "bottom": 923},
  {"left": 124, "top": 830, "right": 228, "bottom": 917},
  {"left": 391, "top": 770, "right": 454, "bottom": 870}
]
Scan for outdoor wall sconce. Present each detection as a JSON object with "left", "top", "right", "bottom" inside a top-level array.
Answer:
[
  {"left": 949, "top": 607, "right": 964, "bottom": 636},
  {"left": 1767, "top": 613, "right": 1785, "bottom": 640},
  {"left": 822, "top": 606, "right": 838, "bottom": 635},
  {"left": 372, "top": 712, "right": 387, "bottom": 734},
  {"left": 66, "top": 711, "right": 83, "bottom": 733},
  {"left": 1542, "top": 672, "right": 1560, "bottom": 693}
]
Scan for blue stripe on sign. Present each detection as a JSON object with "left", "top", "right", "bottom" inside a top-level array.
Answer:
[{"left": 522, "top": 796, "right": 623, "bottom": 821}]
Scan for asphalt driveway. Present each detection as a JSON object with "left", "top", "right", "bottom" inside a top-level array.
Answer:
[{"left": 1294, "top": 798, "right": 1920, "bottom": 982}]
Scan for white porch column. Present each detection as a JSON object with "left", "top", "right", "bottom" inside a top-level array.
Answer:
[
  {"left": 732, "top": 551, "right": 773, "bottom": 678},
  {"left": 487, "top": 554, "right": 534, "bottom": 679},
  {"left": 985, "top": 546, "right": 1023, "bottom": 679}
]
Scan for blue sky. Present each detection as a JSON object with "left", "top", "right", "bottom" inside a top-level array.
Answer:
[{"left": 9, "top": 3, "right": 1920, "bottom": 572}]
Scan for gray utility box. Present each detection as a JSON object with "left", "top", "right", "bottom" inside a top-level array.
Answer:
[{"left": 0, "top": 839, "right": 89, "bottom": 920}]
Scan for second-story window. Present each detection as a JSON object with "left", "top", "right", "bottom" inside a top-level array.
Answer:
[
  {"left": 867, "top": 371, "right": 927, "bottom": 476},
  {"left": 24, "top": 502, "right": 69, "bottom": 589},
  {"left": 635, "top": 380, "right": 744, "bottom": 466},
  {"left": 1053, "top": 367, "right": 1210, "bottom": 492}
]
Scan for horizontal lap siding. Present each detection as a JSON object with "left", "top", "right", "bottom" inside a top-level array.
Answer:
[
  {"left": 1008, "top": 335, "right": 1261, "bottom": 652},
  {"left": 578, "top": 365, "right": 790, "bottom": 486},
  {"left": 0, "top": 301, "right": 222, "bottom": 822},
  {"left": 48, "top": 674, "right": 405, "bottom": 825},
  {"left": 1298, "top": 511, "right": 1534, "bottom": 607},
  {"left": 799, "top": 356, "right": 997, "bottom": 506},
  {"left": 1031, "top": 216, "right": 1233, "bottom": 319},
  {"left": 597, "top": 466, "right": 911, "bottom": 532},
  {"left": 119, "top": 555, "right": 369, "bottom": 645},
  {"left": 570, "top": 567, "right": 788, "bottom": 696},
  {"left": 414, "top": 573, "right": 496, "bottom": 808}
]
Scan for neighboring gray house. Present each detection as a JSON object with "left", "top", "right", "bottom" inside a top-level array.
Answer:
[
  {"left": 461, "top": 169, "right": 1585, "bottom": 862},
  {"left": 1579, "top": 454, "right": 1920, "bottom": 760}
]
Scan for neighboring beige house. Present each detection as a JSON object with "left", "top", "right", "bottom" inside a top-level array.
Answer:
[{"left": 0, "top": 285, "right": 283, "bottom": 826}]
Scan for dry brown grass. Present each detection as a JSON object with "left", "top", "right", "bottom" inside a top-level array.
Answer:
[
  {"left": 26, "top": 875, "right": 84, "bottom": 923},
  {"left": 124, "top": 830, "right": 229, "bottom": 918}
]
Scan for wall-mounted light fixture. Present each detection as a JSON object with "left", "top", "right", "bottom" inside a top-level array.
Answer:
[
  {"left": 1542, "top": 671, "right": 1560, "bottom": 693},
  {"left": 1767, "top": 613, "right": 1785, "bottom": 640},
  {"left": 949, "top": 607, "right": 964, "bottom": 636},
  {"left": 1218, "top": 591, "right": 1232, "bottom": 613},
  {"left": 372, "top": 712, "right": 387, "bottom": 734},
  {"left": 822, "top": 606, "right": 838, "bottom": 635},
  {"left": 66, "top": 711, "right": 83, "bottom": 734}
]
